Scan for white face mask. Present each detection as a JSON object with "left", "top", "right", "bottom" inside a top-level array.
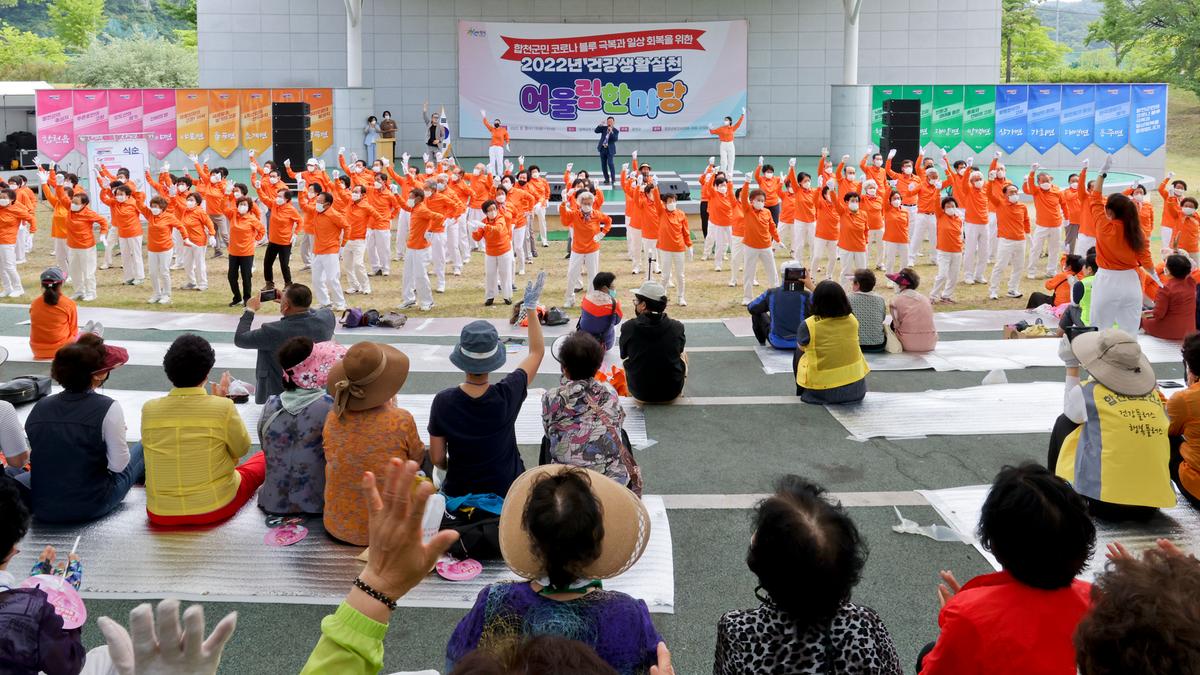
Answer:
[
  {"left": 890, "top": 199, "right": 901, "bottom": 208},
  {"left": 70, "top": 203, "right": 83, "bottom": 212},
  {"left": 176, "top": 185, "right": 187, "bottom": 193},
  {"left": 352, "top": 193, "right": 363, "bottom": 202},
  {"left": 927, "top": 175, "right": 939, "bottom": 184},
  {"left": 186, "top": 201, "right": 197, "bottom": 210},
  {"left": 436, "top": 182, "right": 446, "bottom": 191},
  {"left": 716, "top": 185, "right": 727, "bottom": 194},
  {"left": 972, "top": 180, "right": 984, "bottom": 188},
  {"left": 873, "top": 159, "right": 883, "bottom": 167},
  {"left": 116, "top": 194, "right": 128, "bottom": 203},
  {"left": 848, "top": 202, "right": 860, "bottom": 213},
  {"left": 1184, "top": 207, "right": 1197, "bottom": 217},
  {"left": 752, "top": 200, "right": 765, "bottom": 210},
  {"left": 581, "top": 205, "right": 593, "bottom": 214},
  {"left": 1133, "top": 194, "right": 1144, "bottom": 203},
  {"left": 210, "top": 175, "right": 220, "bottom": 183},
  {"left": 237, "top": 204, "right": 249, "bottom": 214},
  {"left": 269, "top": 176, "right": 279, "bottom": 184},
  {"left": 374, "top": 182, "right": 384, "bottom": 190},
  {"left": 665, "top": 203, "right": 677, "bottom": 212},
  {"left": 486, "top": 210, "right": 498, "bottom": 220},
  {"left": 307, "top": 165, "right": 318, "bottom": 172},
  {"left": 949, "top": 207, "right": 963, "bottom": 218},
  {"left": 497, "top": 197, "right": 506, "bottom": 205},
  {"left": 801, "top": 181, "right": 811, "bottom": 190},
  {"left": 1007, "top": 194, "right": 1019, "bottom": 203},
  {"left": 473, "top": 168, "right": 482, "bottom": 175},
  {"left": 373, "top": 165, "right": 383, "bottom": 172},
  {"left": 406, "top": 198, "right": 415, "bottom": 208},
  {"left": 1069, "top": 181, "right": 1078, "bottom": 190},
  {"left": 531, "top": 171, "right": 540, "bottom": 179},
  {"left": 763, "top": 172, "right": 774, "bottom": 178},
  {"left": 865, "top": 186, "right": 877, "bottom": 196},
  {"left": 352, "top": 167, "right": 363, "bottom": 174},
  {"left": 846, "top": 173, "right": 857, "bottom": 182},
  {"left": 902, "top": 167, "right": 912, "bottom": 175},
  {"left": 1039, "top": 182, "right": 1051, "bottom": 191},
  {"left": 0, "top": 199, "right": 10, "bottom": 207},
  {"left": 957, "top": 168, "right": 966, "bottom": 175},
  {"left": 1175, "top": 187, "right": 1186, "bottom": 196},
  {"left": 315, "top": 202, "right": 328, "bottom": 213},
  {"left": 275, "top": 196, "right": 285, "bottom": 205},
  {"left": 150, "top": 206, "right": 162, "bottom": 216},
  {"left": 996, "top": 170, "right": 1006, "bottom": 179}
]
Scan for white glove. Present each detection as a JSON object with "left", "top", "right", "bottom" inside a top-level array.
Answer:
[
  {"left": 517, "top": 155, "right": 524, "bottom": 165},
  {"left": 707, "top": 123, "right": 714, "bottom": 130},
  {"left": 788, "top": 158, "right": 796, "bottom": 167},
  {"left": 965, "top": 156, "right": 974, "bottom": 167},
  {"left": 505, "top": 144, "right": 511, "bottom": 151},
  {"left": 865, "top": 144, "right": 874, "bottom": 154},
  {"left": 621, "top": 163, "right": 629, "bottom": 172},
  {"left": 821, "top": 147, "right": 829, "bottom": 157},
  {"left": 841, "top": 154, "right": 850, "bottom": 163},
  {"left": 283, "top": 158, "right": 291, "bottom": 166},
  {"left": 401, "top": 152, "right": 410, "bottom": 162},
  {"left": 688, "top": 247, "right": 694, "bottom": 260},
  {"left": 1100, "top": 155, "right": 1113, "bottom": 174},
  {"left": 162, "top": 162, "right": 170, "bottom": 172},
  {"left": 391, "top": 184, "right": 400, "bottom": 194},
  {"left": 1168, "top": 171, "right": 1176, "bottom": 179},
  {"left": 827, "top": 178, "right": 838, "bottom": 191},
  {"left": 758, "top": 155, "right": 765, "bottom": 165},
  {"left": 593, "top": 232, "right": 604, "bottom": 242},
  {"left": 887, "top": 148, "right": 896, "bottom": 159},
  {"left": 1081, "top": 158, "right": 1089, "bottom": 168},
  {"left": 207, "top": 236, "right": 216, "bottom": 247},
  {"left": 435, "top": 151, "right": 444, "bottom": 162},
  {"left": 708, "top": 156, "right": 715, "bottom": 165},
  {"left": 332, "top": 169, "right": 341, "bottom": 179},
  {"left": 188, "top": 154, "right": 198, "bottom": 163},
  {"left": 422, "top": 152, "right": 429, "bottom": 163},
  {"left": 480, "top": 108, "right": 486, "bottom": 118},
  {"left": 317, "top": 160, "right": 326, "bottom": 171},
  {"left": 742, "top": 106, "right": 747, "bottom": 114},
  {"left": 470, "top": 220, "right": 485, "bottom": 231},
  {"left": 1058, "top": 336, "right": 1081, "bottom": 368},
  {"left": 381, "top": 157, "right": 390, "bottom": 167},
  {"left": 350, "top": 152, "right": 358, "bottom": 163},
  {"left": 37, "top": 170, "right": 49, "bottom": 182},
  {"left": 940, "top": 148, "right": 947, "bottom": 158},
  {"left": 97, "top": 599, "right": 237, "bottom": 675},
  {"left": 247, "top": 149, "right": 255, "bottom": 158},
  {"left": 1031, "top": 162, "right": 1040, "bottom": 172},
  {"left": 224, "top": 182, "right": 234, "bottom": 194},
  {"left": 993, "top": 150, "right": 1002, "bottom": 159},
  {"left": 566, "top": 162, "right": 574, "bottom": 172},
  {"left": 337, "top": 146, "right": 345, "bottom": 155}
]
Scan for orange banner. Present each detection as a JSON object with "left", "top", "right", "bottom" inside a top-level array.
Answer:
[
  {"left": 304, "top": 88, "right": 334, "bottom": 156},
  {"left": 239, "top": 89, "right": 272, "bottom": 155},
  {"left": 271, "top": 88, "right": 303, "bottom": 104},
  {"left": 208, "top": 89, "right": 240, "bottom": 158},
  {"left": 175, "top": 89, "right": 209, "bottom": 156}
]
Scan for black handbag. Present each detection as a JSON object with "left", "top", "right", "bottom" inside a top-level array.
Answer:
[{"left": 0, "top": 375, "right": 52, "bottom": 406}]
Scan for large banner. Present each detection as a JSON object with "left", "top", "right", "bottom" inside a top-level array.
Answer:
[
  {"left": 994, "top": 85, "right": 1028, "bottom": 153},
  {"left": 107, "top": 90, "right": 143, "bottom": 136},
  {"left": 240, "top": 89, "right": 272, "bottom": 155},
  {"left": 304, "top": 88, "right": 334, "bottom": 156},
  {"left": 143, "top": 89, "right": 177, "bottom": 160},
  {"left": 1094, "top": 85, "right": 1131, "bottom": 154},
  {"left": 931, "top": 86, "right": 964, "bottom": 150},
  {"left": 871, "top": 85, "right": 902, "bottom": 145},
  {"left": 1058, "top": 85, "right": 1095, "bottom": 154},
  {"left": 457, "top": 20, "right": 748, "bottom": 140},
  {"left": 85, "top": 134, "right": 149, "bottom": 218},
  {"left": 208, "top": 89, "right": 240, "bottom": 158},
  {"left": 962, "top": 85, "right": 996, "bottom": 152},
  {"left": 1131, "top": 84, "right": 1167, "bottom": 156},
  {"left": 73, "top": 90, "right": 108, "bottom": 157},
  {"left": 175, "top": 90, "right": 209, "bottom": 156},
  {"left": 1026, "top": 85, "right": 1061, "bottom": 153},
  {"left": 35, "top": 90, "right": 73, "bottom": 163}
]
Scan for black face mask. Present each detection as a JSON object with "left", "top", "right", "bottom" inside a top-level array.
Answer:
[{"left": 518, "top": 179, "right": 527, "bottom": 185}]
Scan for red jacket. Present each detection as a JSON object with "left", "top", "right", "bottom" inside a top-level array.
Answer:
[
  {"left": 920, "top": 571, "right": 1091, "bottom": 675},
  {"left": 1143, "top": 275, "right": 1197, "bottom": 340}
]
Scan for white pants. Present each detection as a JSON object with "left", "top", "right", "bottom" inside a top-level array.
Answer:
[
  {"left": 149, "top": 250, "right": 172, "bottom": 299},
  {"left": 962, "top": 221, "right": 989, "bottom": 282},
  {"left": 532, "top": 203, "right": 548, "bottom": 243},
  {"left": 341, "top": 239, "right": 370, "bottom": 293},
  {"left": 484, "top": 251, "right": 514, "bottom": 301},
  {"left": 16, "top": 224, "right": 30, "bottom": 262},
  {"left": 659, "top": 250, "right": 686, "bottom": 301},
  {"left": 642, "top": 238, "right": 659, "bottom": 274},
  {"left": 811, "top": 237, "right": 838, "bottom": 278},
  {"left": 367, "top": 229, "right": 392, "bottom": 274},
  {"left": 987, "top": 212, "right": 999, "bottom": 261},
  {"left": 627, "top": 227, "right": 644, "bottom": 271},
  {"left": 393, "top": 212, "right": 409, "bottom": 261},
  {"left": 446, "top": 218, "right": 464, "bottom": 271},
  {"left": 429, "top": 231, "right": 447, "bottom": 287},
  {"left": 0, "top": 245, "right": 21, "bottom": 295},
  {"left": 488, "top": 146, "right": 504, "bottom": 175},
  {"left": 210, "top": 214, "right": 229, "bottom": 252},
  {"left": 908, "top": 213, "right": 936, "bottom": 265},
  {"left": 121, "top": 236, "right": 144, "bottom": 282},
  {"left": 1090, "top": 267, "right": 1143, "bottom": 334},
  {"left": 1026, "top": 226, "right": 1062, "bottom": 276},
  {"left": 792, "top": 221, "right": 815, "bottom": 263},
  {"left": 185, "top": 243, "right": 208, "bottom": 288},
  {"left": 102, "top": 227, "right": 120, "bottom": 267},
  {"left": 1161, "top": 227, "right": 1174, "bottom": 255},
  {"left": 312, "top": 253, "right": 346, "bottom": 308},
  {"left": 402, "top": 247, "right": 433, "bottom": 306},
  {"left": 298, "top": 233, "right": 314, "bottom": 267},
  {"left": 931, "top": 251, "right": 963, "bottom": 300},
  {"left": 53, "top": 237, "right": 69, "bottom": 274},
  {"left": 778, "top": 220, "right": 792, "bottom": 250},
  {"left": 459, "top": 213, "right": 472, "bottom": 262},
  {"left": 743, "top": 246, "right": 777, "bottom": 301},
  {"left": 1074, "top": 233, "right": 1097, "bottom": 257},
  {"left": 565, "top": 250, "right": 600, "bottom": 305},
  {"left": 881, "top": 241, "right": 907, "bottom": 276},
  {"left": 510, "top": 226, "right": 527, "bottom": 274},
  {"left": 837, "top": 248, "right": 867, "bottom": 287},
  {"left": 719, "top": 140, "right": 736, "bottom": 175},
  {"left": 867, "top": 229, "right": 883, "bottom": 265},
  {"left": 989, "top": 238, "right": 1025, "bottom": 296},
  {"left": 709, "top": 224, "right": 732, "bottom": 270},
  {"left": 729, "top": 236, "right": 745, "bottom": 285},
  {"left": 68, "top": 246, "right": 97, "bottom": 298}
]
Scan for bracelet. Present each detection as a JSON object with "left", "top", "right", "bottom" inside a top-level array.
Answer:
[{"left": 353, "top": 576, "right": 398, "bottom": 611}]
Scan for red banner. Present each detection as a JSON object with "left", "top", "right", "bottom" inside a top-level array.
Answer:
[{"left": 500, "top": 29, "right": 705, "bottom": 60}]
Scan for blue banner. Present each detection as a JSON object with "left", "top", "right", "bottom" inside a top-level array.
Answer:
[
  {"left": 1094, "top": 85, "right": 1131, "bottom": 154},
  {"left": 1130, "top": 84, "right": 1167, "bottom": 156},
  {"left": 994, "top": 85, "right": 1028, "bottom": 153},
  {"left": 1026, "top": 85, "right": 1060, "bottom": 153},
  {"left": 1058, "top": 85, "right": 1095, "bottom": 155}
]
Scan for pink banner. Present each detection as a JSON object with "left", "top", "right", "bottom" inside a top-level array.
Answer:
[
  {"left": 35, "top": 90, "right": 74, "bottom": 163},
  {"left": 72, "top": 90, "right": 109, "bottom": 156},
  {"left": 107, "top": 89, "right": 143, "bottom": 135},
  {"left": 142, "top": 89, "right": 177, "bottom": 160}
]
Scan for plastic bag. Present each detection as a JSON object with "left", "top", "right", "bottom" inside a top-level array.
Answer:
[{"left": 891, "top": 507, "right": 970, "bottom": 543}]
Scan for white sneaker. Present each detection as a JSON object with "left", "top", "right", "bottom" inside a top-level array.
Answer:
[
  {"left": 728, "top": 280, "right": 736, "bottom": 287},
  {"left": 1026, "top": 273, "right": 1036, "bottom": 280},
  {"left": 400, "top": 300, "right": 417, "bottom": 309},
  {"left": 963, "top": 278, "right": 975, "bottom": 285},
  {"left": 741, "top": 298, "right": 751, "bottom": 305},
  {"left": 7, "top": 290, "right": 23, "bottom": 298},
  {"left": 419, "top": 302, "right": 435, "bottom": 311},
  {"left": 1006, "top": 291, "right": 1023, "bottom": 298},
  {"left": 989, "top": 293, "right": 999, "bottom": 300},
  {"left": 435, "top": 285, "right": 445, "bottom": 293},
  {"left": 99, "top": 264, "right": 110, "bottom": 270},
  {"left": 147, "top": 296, "right": 159, "bottom": 304},
  {"left": 334, "top": 305, "right": 347, "bottom": 312},
  {"left": 159, "top": 296, "right": 171, "bottom": 304},
  {"left": 82, "top": 294, "right": 96, "bottom": 302},
  {"left": 679, "top": 298, "right": 688, "bottom": 306}
]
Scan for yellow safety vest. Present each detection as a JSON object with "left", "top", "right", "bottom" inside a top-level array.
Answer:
[
  {"left": 796, "top": 315, "right": 870, "bottom": 390},
  {"left": 1055, "top": 380, "right": 1175, "bottom": 508}
]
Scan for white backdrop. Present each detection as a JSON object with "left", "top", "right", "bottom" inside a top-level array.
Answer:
[{"left": 84, "top": 134, "right": 149, "bottom": 218}]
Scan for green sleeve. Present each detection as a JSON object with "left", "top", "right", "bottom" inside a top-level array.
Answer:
[{"left": 299, "top": 602, "right": 388, "bottom": 675}]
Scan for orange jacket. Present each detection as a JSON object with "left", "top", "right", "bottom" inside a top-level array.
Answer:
[
  {"left": 620, "top": 169, "right": 641, "bottom": 226},
  {"left": 1089, "top": 191, "right": 1152, "bottom": 271},
  {"left": 407, "top": 202, "right": 439, "bottom": 250},
  {"left": 425, "top": 191, "right": 462, "bottom": 233},
  {"left": 637, "top": 187, "right": 662, "bottom": 240},
  {"left": 471, "top": 214, "right": 512, "bottom": 256},
  {"left": 943, "top": 158, "right": 988, "bottom": 225},
  {"left": 137, "top": 203, "right": 186, "bottom": 253},
  {"left": 708, "top": 114, "right": 743, "bottom": 142},
  {"left": 1077, "top": 169, "right": 1097, "bottom": 238},
  {"left": 0, "top": 203, "right": 34, "bottom": 245},
  {"left": 1023, "top": 172, "right": 1070, "bottom": 228},
  {"left": 1159, "top": 177, "right": 1184, "bottom": 231},
  {"left": 560, "top": 204, "right": 612, "bottom": 255},
  {"left": 345, "top": 199, "right": 384, "bottom": 240},
  {"left": 99, "top": 187, "right": 145, "bottom": 238},
  {"left": 224, "top": 206, "right": 266, "bottom": 257},
  {"left": 833, "top": 197, "right": 869, "bottom": 253},
  {"left": 989, "top": 188, "right": 1030, "bottom": 242},
  {"left": 483, "top": 116, "right": 509, "bottom": 147},
  {"left": 935, "top": 202, "right": 964, "bottom": 254},
  {"left": 1045, "top": 271, "right": 1081, "bottom": 306},
  {"left": 861, "top": 191, "right": 884, "bottom": 232},
  {"left": 1171, "top": 212, "right": 1200, "bottom": 253},
  {"left": 814, "top": 193, "right": 839, "bottom": 241},
  {"left": 883, "top": 199, "right": 910, "bottom": 244},
  {"left": 754, "top": 165, "right": 782, "bottom": 207},
  {"left": 740, "top": 181, "right": 780, "bottom": 249},
  {"left": 179, "top": 207, "right": 214, "bottom": 246},
  {"left": 285, "top": 165, "right": 332, "bottom": 192},
  {"left": 916, "top": 178, "right": 944, "bottom": 214},
  {"left": 28, "top": 294, "right": 77, "bottom": 360},
  {"left": 268, "top": 202, "right": 302, "bottom": 246},
  {"left": 309, "top": 207, "right": 349, "bottom": 255},
  {"left": 700, "top": 166, "right": 717, "bottom": 202},
  {"left": 16, "top": 185, "right": 37, "bottom": 219},
  {"left": 860, "top": 156, "right": 887, "bottom": 191},
  {"left": 656, "top": 209, "right": 692, "bottom": 253},
  {"left": 506, "top": 184, "right": 537, "bottom": 224},
  {"left": 66, "top": 206, "right": 109, "bottom": 249},
  {"left": 44, "top": 173, "right": 77, "bottom": 238},
  {"left": 340, "top": 155, "right": 373, "bottom": 187},
  {"left": 366, "top": 188, "right": 399, "bottom": 228},
  {"left": 708, "top": 185, "right": 741, "bottom": 229}
]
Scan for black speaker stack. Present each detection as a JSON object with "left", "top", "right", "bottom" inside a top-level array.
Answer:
[
  {"left": 880, "top": 99, "right": 921, "bottom": 167},
  {"left": 272, "top": 102, "right": 312, "bottom": 183},
  {"left": 657, "top": 178, "right": 690, "bottom": 201}
]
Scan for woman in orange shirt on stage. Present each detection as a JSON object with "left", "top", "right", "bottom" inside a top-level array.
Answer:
[
  {"left": 1088, "top": 159, "right": 1156, "bottom": 334},
  {"left": 28, "top": 267, "right": 76, "bottom": 360},
  {"left": 754, "top": 157, "right": 784, "bottom": 227},
  {"left": 709, "top": 108, "right": 745, "bottom": 174}
]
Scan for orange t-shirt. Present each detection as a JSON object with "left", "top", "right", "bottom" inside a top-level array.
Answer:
[
  {"left": 268, "top": 203, "right": 302, "bottom": 246},
  {"left": 1024, "top": 172, "right": 1069, "bottom": 228},
  {"left": 935, "top": 209, "right": 964, "bottom": 253},
  {"left": 834, "top": 199, "right": 869, "bottom": 253},
  {"left": 66, "top": 207, "right": 108, "bottom": 249},
  {"left": 99, "top": 189, "right": 145, "bottom": 238},
  {"left": 883, "top": 201, "right": 910, "bottom": 244},
  {"left": 345, "top": 200, "right": 383, "bottom": 241},
  {"left": 560, "top": 205, "right": 612, "bottom": 255},
  {"left": 1172, "top": 213, "right": 1200, "bottom": 253},
  {"left": 472, "top": 215, "right": 512, "bottom": 256},
  {"left": 28, "top": 294, "right": 78, "bottom": 360},
  {"left": 709, "top": 114, "right": 743, "bottom": 142},
  {"left": 0, "top": 203, "right": 34, "bottom": 245},
  {"left": 407, "top": 203, "right": 439, "bottom": 250},
  {"left": 740, "top": 187, "right": 780, "bottom": 249},
  {"left": 484, "top": 117, "right": 509, "bottom": 147},
  {"left": 754, "top": 166, "right": 782, "bottom": 207},
  {"left": 656, "top": 210, "right": 692, "bottom": 253},
  {"left": 1167, "top": 383, "right": 1200, "bottom": 499},
  {"left": 1089, "top": 192, "right": 1152, "bottom": 271},
  {"left": 311, "top": 209, "right": 349, "bottom": 255},
  {"left": 814, "top": 195, "right": 839, "bottom": 241},
  {"left": 225, "top": 209, "right": 266, "bottom": 257},
  {"left": 138, "top": 205, "right": 185, "bottom": 253},
  {"left": 179, "top": 208, "right": 214, "bottom": 246}
]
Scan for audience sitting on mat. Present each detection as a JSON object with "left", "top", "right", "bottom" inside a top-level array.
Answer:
[
  {"left": 234, "top": 283, "right": 337, "bottom": 404},
  {"left": 1166, "top": 332, "right": 1200, "bottom": 511},
  {"left": 1141, "top": 254, "right": 1196, "bottom": 340},
  {"left": 28, "top": 267, "right": 77, "bottom": 360},
  {"left": 917, "top": 463, "right": 1095, "bottom": 675},
  {"left": 322, "top": 341, "right": 420, "bottom": 546},
  {"left": 747, "top": 260, "right": 812, "bottom": 350},
  {"left": 1074, "top": 539, "right": 1200, "bottom": 675},
  {"left": 578, "top": 271, "right": 623, "bottom": 350},
  {"left": 620, "top": 280, "right": 687, "bottom": 403},
  {"left": 713, "top": 475, "right": 901, "bottom": 674},
  {"left": 445, "top": 465, "right": 661, "bottom": 675},
  {"left": 543, "top": 331, "right": 642, "bottom": 495},
  {"left": 886, "top": 268, "right": 937, "bottom": 353},
  {"left": 256, "top": 337, "right": 341, "bottom": 518},
  {"left": 793, "top": 280, "right": 869, "bottom": 405},
  {"left": 0, "top": 481, "right": 86, "bottom": 674},
  {"left": 1027, "top": 254, "right": 1084, "bottom": 309},
  {"left": 848, "top": 268, "right": 887, "bottom": 353},
  {"left": 0, "top": 399, "right": 29, "bottom": 497},
  {"left": 1058, "top": 253, "right": 1098, "bottom": 333},
  {"left": 141, "top": 335, "right": 266, "bottom": 527},
  {"left": 22, "top": 334, "right": 138, "bottom": 524},
  {"left": 1051, "top": 328, "right": 1175, "bottom": 521}
]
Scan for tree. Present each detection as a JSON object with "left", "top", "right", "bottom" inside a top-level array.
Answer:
[
  {"left": 1085, "top": 0, "right": 1141, "bottom": 67},
  {"left": 1002, "top": 0, "right": 1071, "bottom": 81},
  {"left": 0, "top": 0, "right": 43, "bottom": 8},
  {"left": 47, "top": 0, "right": 106, "bottom": 53},
  {"left": 157, "top": 0, "right": 194, "bottom": 46},
  {"left": 0, "top": 22, "right": 69, "bottom": 80},
  {"left": 70, "top": 35, "right": 197, "bottom": 87}
]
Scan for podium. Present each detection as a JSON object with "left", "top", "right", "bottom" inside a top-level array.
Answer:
[{"left": 376, "top": 138, "right": 395, "bottom": 161}]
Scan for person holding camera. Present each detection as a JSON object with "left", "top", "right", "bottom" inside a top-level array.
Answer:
[
  {"left": 747, "top": 260, "right": 813, "bottom": 350},
  {"left": 234, "top": 283, "right": 336, "bottom": 404}
]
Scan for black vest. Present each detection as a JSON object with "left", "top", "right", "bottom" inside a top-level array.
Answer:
[{"left": 26, "top": 390, "right": 115, "bottom": 522}]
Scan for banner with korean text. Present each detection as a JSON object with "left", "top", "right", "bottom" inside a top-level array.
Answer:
[{"left": 457, "top": 20, "right": 747, "bottom": 140}]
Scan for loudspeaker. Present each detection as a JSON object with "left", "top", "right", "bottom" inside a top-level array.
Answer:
[
  {"left": 883, "top": 98, "right": 920, "bottom": 114},
  {"left": 880, "top": 138, "right": 920, "bottom": 169},
  {"left": 883, "top": 110, "right": 920, "bottom": 127},
  {"left": 273, "top": 128, "right": 312, "bottom": 143},
  {"left": 272, "top": 102, "right": 310, "bottom": 116},
  {"left": 273, "top": 115, "right": 310, "bottom": 131},
  {"left": 549, "top": 182, "right": 566, "bottom": 202},
  {"left": 882, "top": 125, "right": 920, "bottom": 142},
  {"left": 272, "top": 141, "right": 313, "bottom": 176},
  {"left": 658, "top": 179, "right": 690, "bottom": 201}
]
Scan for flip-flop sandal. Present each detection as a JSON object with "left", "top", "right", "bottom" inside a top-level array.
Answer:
[
  {"left": 436, "top": 558, "right": 483, "bottom": 581},
  {"left": 264, "top": 524, "right": 309, "bottom": 547}
]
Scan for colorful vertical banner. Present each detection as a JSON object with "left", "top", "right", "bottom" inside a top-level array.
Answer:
[
  {"left": 240, "top": 89, "right": 272, "bottom": 155},
  {"left": 1094, "top": 84, "right": 1131, "bottom": 154},
  {"left": 1130, "top": 84, "right": 1167, "bottom": 156},
  {"left": 962, "top": 85, "right": 996, "bottom": 152},
  {"left": 72, "top": 90, "right": 108, "bottom": 156},
  {"left": 1058, "top": 85, "right": 1095, "bottom": 155},
  {"left": 994, "top": 85, "right": 1028, "bottom": 153},
  {"left": 931, "top": 86, "right": 964, "bottom": 150},
  {"left": 175, "top": 89, "right": 209, "bottom": 156},
  {"left": 107, "top": 89, "right": 143, "bottom": 135},
  {"left": 1026, "top": 85, "right": 1061, "bottom": 153},
  {"left": 271, "top": 88, "right": 303, "bottom": 103},
  {"left": 304, "top": 88, "right": 334, "bottom": 156},
  {"left": 35, "top": 90, "right": 74, "bottom": 163},
  {"left": 871, "top": 85, "right": 901, "bottom": 145},
  {"left": 902, "top": 86, "right": 933, "bottom": 146},
  {"left": 142, "top": 89, "right": 177, "bottom": 160},
  {"left": 208, "top": 89, "right": 240, "bottom": 158}
]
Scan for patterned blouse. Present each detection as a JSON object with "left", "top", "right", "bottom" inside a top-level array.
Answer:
[
  {"left": 542, "top": 377, "right": 634, "bottom": 489},
  {"left": 257, "top": 393, "right": 333, "bottom": 515},
  {"left": 848, "top": 291, "right": 887, "bottom": 347}
]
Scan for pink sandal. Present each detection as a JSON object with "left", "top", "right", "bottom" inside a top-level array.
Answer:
[{"left": 436, "top": 558, "right": 483, "bottom": 581}]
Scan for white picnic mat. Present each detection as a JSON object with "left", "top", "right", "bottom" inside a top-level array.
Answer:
[
  {"left": 921, "top": 484, "right": 1200, "bottom": 582},
  {"left": 753, "top": 345, "right": 933, "bottom": 374},
  {"left": 725, "top": 308, "right": 1058, "bottom": 339},
  {"left": 10, "top": 491, "right": 675, "bottom": 612}
]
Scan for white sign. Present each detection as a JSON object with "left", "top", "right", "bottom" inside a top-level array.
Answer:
[{"left": 84, "top": 134, "right": 149, "bottom": 218}]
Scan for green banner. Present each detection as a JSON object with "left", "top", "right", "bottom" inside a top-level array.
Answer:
[
  {"left": 903, "top": 85, "right": 933, "bottom": 146},
  {"left": 962, "top": 85, "right": 997, "bottom": 153},
  {"left": 871, "top": 85, "right": 901, "bottom": 145},
  {"left": 931, "top": 86, "right": 964, "bottom": 150}
]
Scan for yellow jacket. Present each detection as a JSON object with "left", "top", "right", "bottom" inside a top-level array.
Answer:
[{"left": 796, "top": 315, "right": 870, "bottom": 390}]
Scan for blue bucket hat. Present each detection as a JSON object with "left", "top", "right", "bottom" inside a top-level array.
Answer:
[{"left": 450, "top": 320, "right": 507, "bottom": 374}]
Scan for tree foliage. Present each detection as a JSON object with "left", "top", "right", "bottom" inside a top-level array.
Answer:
[
  {"left": 0, "top": 22, "right": 69, "bottom": 80},
  {"left": 1087, "top": 0, "right": 1200, "bottom": 98},
  {"left": 70, "top": 35, "right": 197, "bottom": 87},
  {"left": 1002, "top": 0, "right": 1072, "bottom": 82},
  {"left": 1085, "top": 0, "right": 1140, "bottom": 67},
  {"left": 47, "top": 0, "right": 107, "bottom": 52}
]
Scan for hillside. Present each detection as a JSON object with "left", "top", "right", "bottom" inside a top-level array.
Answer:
[
  {"left": 1034, "top": 0, "right": 1103, "bottom": 63},
  {"left": 0, "top": 0, "right": 189, "bottom": 41}
]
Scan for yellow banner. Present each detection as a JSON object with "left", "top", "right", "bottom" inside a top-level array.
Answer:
[
  {"left": 304, "top": 88, "right": 334, "bottom": 156},
  {"left": 239, "top": 89, "right": 272, "bottom": 155},
  {"left": 271, "top": 88, "right": 303, "bottom": 104},
  {"left": 175, "top": 89, "right": 209, "bottom": 156},
  {"left": 208, "top": 89, "right": 240, "bottom": 158}
]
